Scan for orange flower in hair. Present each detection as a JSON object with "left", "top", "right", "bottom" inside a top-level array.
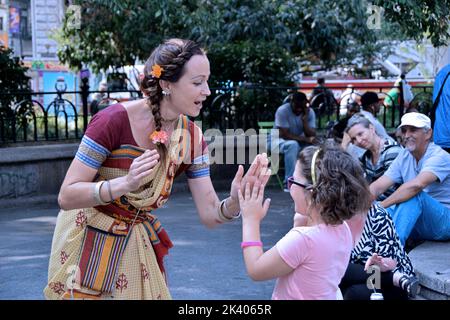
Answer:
[
  {"left": 149, "top": 130, "right": 169, "bottom": 145},
  {"left": 150, "top": 64, "right": 164, "bottom": 78}
]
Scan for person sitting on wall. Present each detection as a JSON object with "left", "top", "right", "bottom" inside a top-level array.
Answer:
[
  {"left": 342, "top": 91, "right": 390, "bottom": 160},
  {"left": 370, "top": 112, "right": 450, "bottom": 245},
  {"left": 271, "top": 92, "right": 317, "bottom": 192},
  {"left": 345, "top": 114, "right": 402, "bottom": 201}
]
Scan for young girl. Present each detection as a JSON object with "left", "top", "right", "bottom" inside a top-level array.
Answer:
[{"left": 238, "top": 145, "right": 372, "bottom": 299}]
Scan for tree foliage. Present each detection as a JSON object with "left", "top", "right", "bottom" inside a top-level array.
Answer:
[
  {"left": 56, "top": 0, "right": 450, "bottom": 86},
  {"left": 373, "top": 0, "right": 450, "bottom": 47},
  {"left": 0, "top": 45, "right": 31, "bottom": 114}
]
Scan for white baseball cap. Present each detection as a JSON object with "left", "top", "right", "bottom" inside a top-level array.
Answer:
[{"left": 398, "top": 112, "right": 431, "bottom": 129}]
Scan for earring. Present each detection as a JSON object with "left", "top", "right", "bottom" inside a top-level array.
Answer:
[{"left": 162, "top": 89, "right": 171, "bottom": 96}]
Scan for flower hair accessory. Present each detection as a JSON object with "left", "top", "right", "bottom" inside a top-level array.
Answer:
[
  {"left": 149, "top": 130, "right": 169, "bottom": 146},
  {"left": 150, "top": 64, "right": 164, "bottom": 78}
]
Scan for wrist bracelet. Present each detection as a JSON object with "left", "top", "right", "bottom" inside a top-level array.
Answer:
[
  {"left": 241, "top": 241, "right": 263, "bottom": 249},
  {"left": 93, "top": 181, "right": 110, "bottom": 205},
  {"left": 217, "top": 198, "right": 241, "bottom": 223},
  {"left": 223, "top": 197, "right": 241, "bottom": 219},
  {"left": 106, "top": 180, "right": 114, "bottom": 202}
]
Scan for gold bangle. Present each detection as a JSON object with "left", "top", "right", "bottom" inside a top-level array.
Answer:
[
  {"left": 224, "top": 197, "right": 241, "bottom": 219},
  {"left": 217, "top": 198, "right": 241, "bottom": 223},
  {"left": 106, "top": 180, "right": 114, "bottom": 202},
  {"left": 94, "top": 181, "right": 109, "bottom": 205}
]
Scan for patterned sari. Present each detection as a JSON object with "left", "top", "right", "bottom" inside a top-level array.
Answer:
[{"left": 44, "top": 105, "right": 209, "bottom": 299}]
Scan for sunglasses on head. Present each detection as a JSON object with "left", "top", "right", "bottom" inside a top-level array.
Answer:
[{"left": 287, "top": 176, "right": 309, "bottom": 190}]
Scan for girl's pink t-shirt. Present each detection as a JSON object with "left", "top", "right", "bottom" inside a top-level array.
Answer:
[{"left": 272, "top": 222, "right": 352, "bottom": 300}]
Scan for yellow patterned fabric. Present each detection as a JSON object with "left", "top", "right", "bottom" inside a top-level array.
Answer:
[
  {"left": 44, "top": 115, "right": 198, "bottom": 300},
  {"left": 44, "top": 207, "right": 171, "bottom": 300}
]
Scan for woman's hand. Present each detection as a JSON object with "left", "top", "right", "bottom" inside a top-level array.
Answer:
[
  {"left": 230, "top": 153, "right": 270, "bottom": 204},
  {"left": 238, "top": 182, "right": 271, "bottom": 223},
  {"left": 364, "top": 253, "right": 397, "bottom": 272},
  {"left": 341, "top": 132, "right": 351, "bottom": 149},
  {"left": 125, "top": 149, "right": 160, "bottom": 191}
]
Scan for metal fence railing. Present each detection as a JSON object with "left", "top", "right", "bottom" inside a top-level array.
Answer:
[{"left": 0, "top": 82, "right": 434, "bottom": 145}]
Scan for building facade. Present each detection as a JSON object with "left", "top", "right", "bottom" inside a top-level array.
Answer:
[{"left": 5, "top": 0, "right": 65, "bottom": 60}]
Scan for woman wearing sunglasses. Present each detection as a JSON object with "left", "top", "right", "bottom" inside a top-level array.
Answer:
[{"left": 238, "top": 145, "right": 371, "bottom": 299}]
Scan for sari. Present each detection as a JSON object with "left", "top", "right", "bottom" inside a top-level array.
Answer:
[{"left": 44, "top": 105, "right": 209, "bottom": 299}]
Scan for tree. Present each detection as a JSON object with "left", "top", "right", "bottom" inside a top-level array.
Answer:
[
  {"left": 0, "top": 45, "right": 33, "bottom": 142},
  {"left": 55, "top": 0, "right": 450, "bottom": 86},
  {"left": 54, "top": 0, "right": 199, "bottom": 73},
  {"left": 373, "top": 0, "right": 450, "bottom": 48},
  {"left": 0, "top": 45, "right": 31, "bottom": 115}
]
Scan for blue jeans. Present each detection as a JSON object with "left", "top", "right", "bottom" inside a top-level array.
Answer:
[
  {"left": 278, "top": 139, "right": 301, "bottom": 183},
  {"left": 386, "top": 192, "right": 450, "bottom": 245}
]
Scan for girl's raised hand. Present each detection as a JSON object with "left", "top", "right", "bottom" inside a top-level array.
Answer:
[{"left": 238, "top": 181, "right": 271, "bottom": 222}]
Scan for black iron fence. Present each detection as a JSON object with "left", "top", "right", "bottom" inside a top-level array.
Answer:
[{"left": 0, "top": 81, "right": 434, "bottom": 146}]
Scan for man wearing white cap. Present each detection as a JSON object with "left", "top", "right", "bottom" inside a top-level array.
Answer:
[{"left": 370, "top": 112, "right": 450, "bottom": 245}]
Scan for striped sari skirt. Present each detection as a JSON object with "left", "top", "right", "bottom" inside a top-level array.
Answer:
[{"left": 43, "top": 207, "right": 172, "bottom": 300}]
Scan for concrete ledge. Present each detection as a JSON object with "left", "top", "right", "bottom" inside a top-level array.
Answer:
[
  {"left": 0, "top": 143, "right": 78, "bottom": 164},
  {"left": 409, "top": 241, "right": 450, "bottom": 300},
  {"left": 2, "top": 194, "right": 58, "bottom": 209}
]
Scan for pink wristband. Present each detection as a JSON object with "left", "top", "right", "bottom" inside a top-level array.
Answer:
[{"left": 241, "top": 241, "right": 263, "bottom": 249}]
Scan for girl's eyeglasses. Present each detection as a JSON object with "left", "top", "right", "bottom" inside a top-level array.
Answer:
[{"left": 287, "top": 176, "right": 309, "bottom": 190}]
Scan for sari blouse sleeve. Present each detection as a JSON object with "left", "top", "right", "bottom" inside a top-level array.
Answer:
[
  {"left": 177, "top": 121, "right": 210, "bottom": 179},
  {"left": 75, "top": 109, "right": 121, "bottom": 170}
]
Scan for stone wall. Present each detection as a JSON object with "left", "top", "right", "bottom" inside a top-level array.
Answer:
[
  {"left": 0, "top": 143, "right": 77, "bottom": 207},
  {"left": 0, "top": 134, "right": 272, "bottom": 207}
]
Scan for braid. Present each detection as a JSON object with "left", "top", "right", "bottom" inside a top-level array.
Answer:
[
  {"left": 141, "top": 75, "right": 163, "bottom": 132},
  {"left": 139, "top": 38, "right": 204, "bottom": 164},
  {"left": 151, "top": 102, "right": 163, "bottom": 132}
]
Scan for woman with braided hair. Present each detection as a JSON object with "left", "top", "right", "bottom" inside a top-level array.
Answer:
[{"left": 44, "top": 39, "right": 270, "bottom": 300}]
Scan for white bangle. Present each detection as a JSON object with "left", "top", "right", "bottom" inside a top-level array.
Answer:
[
  {"left": 93, "top": 181, "right": 109, "bottom": 205},
  {"left": 224, "top": 197, "right": 241, "bottom": 219},
  {"left": 217, "top": 198, "right": 241, "bottom": 223},
  {"left": 106, "top": 180, "right": 114, "bottom": 202}
]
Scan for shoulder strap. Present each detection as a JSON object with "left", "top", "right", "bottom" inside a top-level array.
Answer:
[{"left": 431, "top": 71, "right": 450, "bottom": 128}]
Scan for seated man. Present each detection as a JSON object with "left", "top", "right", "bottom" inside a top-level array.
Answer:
[
  {"left": 370, "top": 112, "right": 450, "bottom": 245},
  {"left": 271, "top": 92, "right": 316, "bottom": 191}
]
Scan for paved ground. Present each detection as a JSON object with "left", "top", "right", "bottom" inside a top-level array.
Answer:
[{"left": 0, "top": 188, "right": 294, "bottom": 300}]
